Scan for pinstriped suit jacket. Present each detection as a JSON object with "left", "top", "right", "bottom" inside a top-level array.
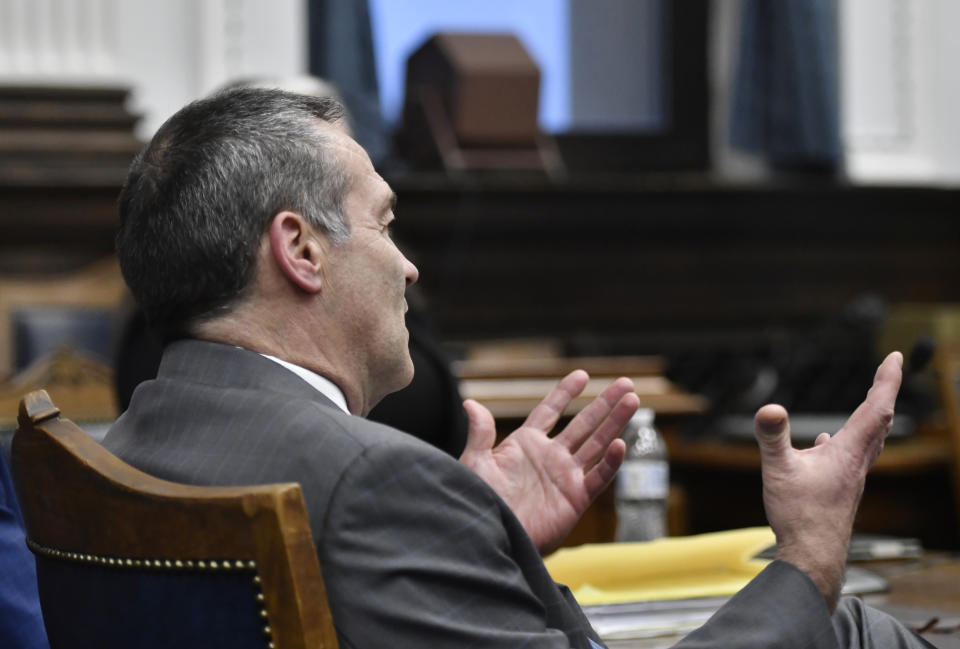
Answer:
[{"left": 104, "top": 339, "right": 839, "bottom": 649}]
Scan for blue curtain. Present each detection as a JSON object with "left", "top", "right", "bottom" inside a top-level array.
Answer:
[
  {"left": 308, "top": 0, "right": 389, "bottom": 165},
  {"left": 730, "top": 0, "right": 841, "bottom": 169}
]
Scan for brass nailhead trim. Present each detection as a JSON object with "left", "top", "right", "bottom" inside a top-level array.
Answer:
[
  {"left": 27, "top": 538, "right": 274, "bottom": 649},
  {"left": 26, "top": 538, "right": 258, "bottom": 574}
]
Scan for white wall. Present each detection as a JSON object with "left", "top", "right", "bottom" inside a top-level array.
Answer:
[
  {"left": 0, "top": 0, "right": 308, "bottom": 139},
  {"left": 841, "top": 0, "right": 960, "bottom": 184},
  {"left": 3, "top": 0, "right": 959, "bottom": 183}
]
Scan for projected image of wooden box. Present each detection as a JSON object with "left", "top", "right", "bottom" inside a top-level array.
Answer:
[{"left": 399, "top": 32, "right": 562, "bottom": 174}]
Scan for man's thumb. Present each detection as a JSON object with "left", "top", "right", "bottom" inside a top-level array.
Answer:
[
  {"left": 754, "top": 404, "right": 793, "bottom": 459},
  {"left": 460, "top": 399, "right": 496, "bottom": 457}
]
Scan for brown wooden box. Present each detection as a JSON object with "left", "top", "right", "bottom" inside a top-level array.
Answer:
[{"left": 403, "top": 32, "right": 541, "bottom": 147}]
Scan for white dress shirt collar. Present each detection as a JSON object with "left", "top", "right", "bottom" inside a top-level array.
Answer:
[{"left": 259, "top": 353, "right": 350, "bottom": 414}]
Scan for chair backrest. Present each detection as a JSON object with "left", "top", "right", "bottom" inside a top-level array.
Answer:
[{"left": 12, "top": 389, "right": 339, "bottom": 649}]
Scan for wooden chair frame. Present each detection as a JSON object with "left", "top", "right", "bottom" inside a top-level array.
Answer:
[{"left": 12, "top": 389, "right": 339, "bottom": 649}]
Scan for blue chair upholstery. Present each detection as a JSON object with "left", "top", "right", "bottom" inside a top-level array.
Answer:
[
  {"left": 33, "top": 549, "right": 265, "bottom": 648},
  {"left": 11, "top": 306, "right": 116, "bottom": 372}
]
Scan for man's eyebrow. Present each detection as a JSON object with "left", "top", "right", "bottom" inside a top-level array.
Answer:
[{"left": 380, "top": 192, "right": 398, "bottom": 221}]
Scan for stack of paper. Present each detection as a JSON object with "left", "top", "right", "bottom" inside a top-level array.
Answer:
[{"left": 545, "top": 527, "right": 889, "bottom": 644}]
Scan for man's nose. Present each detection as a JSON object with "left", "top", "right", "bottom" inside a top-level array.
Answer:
[{"left": 404, "top": 257, "right": 419, "bottom": 286}]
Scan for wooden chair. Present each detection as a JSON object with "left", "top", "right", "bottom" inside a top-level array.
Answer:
[{"left": 11, "top": 389, "right": 339, "bottom": 649}]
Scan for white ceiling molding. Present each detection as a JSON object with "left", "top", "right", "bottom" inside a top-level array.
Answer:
[
  {"left": 0, "top": 0, "right": 120, "bottom": 82},
  {"left": 0, "top": 0, "right": 308, "bottom": 139}
]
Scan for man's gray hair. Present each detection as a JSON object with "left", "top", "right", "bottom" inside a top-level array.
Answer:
[{"left": 116, "top": 88, "right": 350, "bottom": 336}]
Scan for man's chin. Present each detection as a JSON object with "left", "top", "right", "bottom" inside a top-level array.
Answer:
[
  {"left": 400, "top": 355, "right": 415, "bottom": 388},
  {"left": 376, "top": 355, "right": 415, "bottom": 401}
]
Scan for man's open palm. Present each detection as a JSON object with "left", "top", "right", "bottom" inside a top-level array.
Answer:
[{"left": 459, "top": 371, "right": 638, "bottom": 554}]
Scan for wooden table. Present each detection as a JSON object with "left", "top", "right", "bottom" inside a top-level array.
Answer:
[{"left": 861, "top": 555, "right": 960, "bottom": 646}]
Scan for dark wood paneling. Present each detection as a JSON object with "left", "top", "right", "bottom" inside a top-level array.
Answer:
[{"left": 390, "top": 174, "right": 960, "bottom": 353}]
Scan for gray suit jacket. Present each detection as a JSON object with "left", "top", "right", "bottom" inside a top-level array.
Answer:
[{"left": 104, "top": 340, "right": 838, "bottom": 649}]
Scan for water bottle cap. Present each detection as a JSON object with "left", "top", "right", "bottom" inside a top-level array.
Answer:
[{"left": 632, "top": 407, "right": 654, "bottom": 426}]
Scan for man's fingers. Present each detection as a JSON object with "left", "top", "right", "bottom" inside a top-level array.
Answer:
[
  {"left": 555, "top": 377, "right": 636, "bottom": 452},
  {"left": 860, "top": 351, "right": 903, "bottom": 417},
  {"left": 754, "top": 404, "right": 794, "bottom": 461},
  {"left": 521, "top": 370, "right": 590, "bottom": 433},
  {"left": 582, "top": 438, "right": 626, "bottom": 499},
  {"left": 460, "top": 399, "right": 497, "bottom": 457},
  {"left": 837, "top": 352, "right": 902, "bottom": 439},
  {"left": 570, "top": 391, "right": 639, "bottom": 467},
  {"left": 836, "top": 351, "right": 902, "bottom": 458}
]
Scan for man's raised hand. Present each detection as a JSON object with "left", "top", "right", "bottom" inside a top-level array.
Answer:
[
  {"left": 459, "top": 371, "right": 639, "bottom": 554},
  {"left": 756, "top": 351, "right": 903, "bottom": 611}
]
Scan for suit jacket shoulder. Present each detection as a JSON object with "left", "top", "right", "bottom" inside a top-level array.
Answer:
[
  {"left": 105, "top": 339, "right": 603, "bottom": 648},
  {"left": 105, "top": 339, "right": 838, "bottom": 649}
]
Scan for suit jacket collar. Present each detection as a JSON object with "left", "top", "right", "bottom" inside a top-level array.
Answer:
[{"left": 158, "top": 338, "right": 340, "bottom": 411}]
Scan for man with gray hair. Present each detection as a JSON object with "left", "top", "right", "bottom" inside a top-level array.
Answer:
[{"left": 106, "top": 88, "right": 930, "bottom": 649}]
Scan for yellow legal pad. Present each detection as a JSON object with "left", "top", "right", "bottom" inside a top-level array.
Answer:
[{"left": 544, "top": 527, "right": 776, "bottom": 606}]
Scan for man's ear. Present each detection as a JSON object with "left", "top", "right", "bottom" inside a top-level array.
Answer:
[{"left": 268, "top": 211, "right": 325, "bottom": 293}]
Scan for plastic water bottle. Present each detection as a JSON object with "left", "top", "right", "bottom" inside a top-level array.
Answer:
[{"left": 615, "top": 408, "right": 669, "bottom": 542}]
